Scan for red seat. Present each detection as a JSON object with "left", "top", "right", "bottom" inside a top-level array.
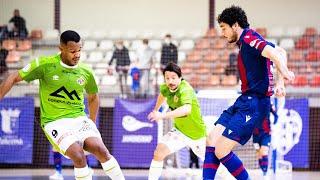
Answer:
[
  {"left": 303, "top": 27, "right": 317, "bottom": 37},
  {"left": 209, "top": 75, "right": 220, "bottom": 86},
  {"left": 212, "top": 64, "right": 225, "bottom": 74},
  {"left": 212, "top": 38, "right": 226, "bottom": 49},
  {"left": 219, "top": 50, "right": 230, "bottom": 61},
  {"left": 206, "top": 28, "right": 218, "bottom": 37},
  {"left": 5, "top": 50, "right": 21, "bottom": 63},
  {"left": 291, "top": 75, "right": 308, "bottom": 86},
  {"left": 295, "top": 37, "right": 312, "bottom": 49},
  {"left": 306, "top": 50, "right": 320, "bottom": 61},
  {"left": 221, "top": 75, "right": 237, "bottom": 86},
  {"left": 17, "top": 40, "right": 32, "bottom": 51},
  {"left": 196, "top": 38, "right": 210, "bottom": 49},
  {"left": 204, "top": 52, "right": 219, "bottom": 62},
  {"left": 255, "top": 27, "right": 267, "bottom": 38},
  {"left": 196, "top": 66, "right": 210, "bottom": 74},
  {"left": 189, "top": 75, "right": 200, "bottom": 88},
  {"left": 310, "top": 75, "right": 320, "bottom": 87},
  {"left": 288, "top": 50, "right": 305, "bottom": 61},
  {"left": 187, "top": 51, "right": 202, "bottom": 61},
  {"left": 181, "top": 67, "right": 192, "bottom": 75},
  {"left": 30, "top": 29, "right": 43, "bottom": 40},
  {"left": 2, "top": 40, "right": 16, "bottom": 50}
]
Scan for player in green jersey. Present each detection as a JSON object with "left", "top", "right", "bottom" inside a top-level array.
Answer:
[
  {"left": 0, "top": 30, "right": 124, "bottom": 180},
  {"left": 147, "top": 62, "right": 207, "bottom": 180}
]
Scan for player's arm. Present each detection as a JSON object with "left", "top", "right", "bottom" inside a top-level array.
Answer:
[
  {"left": 152, "top": 93, "right": 166, "bottom": 112},
  {"left": 263, "top": 45, "right": 289, "bottom": 97},
  {"left": 0, "top": 71, "right": 23, "bottom": 99},
  {"left": 273, "top": 46, "right": 287, "bottom": 96},
  {"left": 261, "top": 45, "right": 294, "bottom": 82},
  {"left": 148, "top": 103, "right": 191, "bottom": 122},
  {"left": 149, "top": 89, "right": 192, "bottom": 122},
  {"left": 148, "top": 93, "right": 166, "bottom": 122},
  {"left": 87, "top": 93, "right": 99, "bottom": 122},
  {"left": 162, "top": 104, "right": 191, "bottom": 119}
]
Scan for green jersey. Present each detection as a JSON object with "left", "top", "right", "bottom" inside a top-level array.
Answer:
[
  {"left": 160, "top": 80, "right": 206, "bottom": 139},
  {"left": 19, "top": 54, "right": 98, "bottom": 126}
]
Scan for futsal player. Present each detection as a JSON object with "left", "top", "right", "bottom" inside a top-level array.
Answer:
[
  {"left": 202, "top": 6, "right": 294, "bottom": 180},
  {"left": 0, "top": 30, "right": 125, "bottom": 180},
  {"left": 147, "top": 62, "right": 207, "bottom": 180}
]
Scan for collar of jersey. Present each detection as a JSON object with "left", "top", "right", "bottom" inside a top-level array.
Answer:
[
  {"left": 236, "top": 28, "right": 249, "bottom": 46},
  {"left": 60, "top": 60, "right": 79, "bottom": 69}
]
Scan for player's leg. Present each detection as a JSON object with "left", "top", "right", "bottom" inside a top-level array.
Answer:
[
  {"left": 148, "top": 143, "right": 171, "bottom": 180},
  {"left": 148, "top": 128, "right": 186, "bottom": 180},
  {"left": 43, "top": 118, "right": 92, "bottom": 180},
  {"left": 65, "top": 143, "right": 92, "bottom": 180},
  {"left": 118, "top": 73, "right": 124, "bottom": 97},
  {"left": 49, "top": 147, "right": 64, "bottom": 180},
  {"left": 78, "top": 117, "right": 124, "bottom": 180},
  {"left": 258, "top": 145, "right": 269, "bottom": 176},
  {"left": 254, "top": 117, "right": 271, "bottom": 177},
  {"left": 84, "top": 137, "right": 124, "bottom": 180},
  {"left": 215, "top": 135, "right": 249, "bottom": 180},
  {"left": 195, "top": 128, "right": 233, "bottom": 180},
  {"left": 207, "top": 95, "right": 257, "bottom": 180},
  {"left": 257, "top": 133, "right": 271, "bottom": 177},
  {"left": 203, "top": 110, "right": 230, "bottom": 179}
]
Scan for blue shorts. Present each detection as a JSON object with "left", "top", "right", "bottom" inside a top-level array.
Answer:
[
  {"left": 215, "top": 94, "right": 270, "bottom": 145},
  {"left": 253, "top": 117, "right": 271, "bottom": 148}
]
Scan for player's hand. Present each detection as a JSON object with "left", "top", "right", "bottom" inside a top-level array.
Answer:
[
  {"left": 107, "top": 67, "right": 113, "bottom": 75},
  {"left": 148, "top": 111, "right": 164, "bottom": 122},
  {"left": 283, "top": 71, "right": 295, "bottom": 82},
  {"left": 274, "top": 84, "right": 286, "bottom": 97}
]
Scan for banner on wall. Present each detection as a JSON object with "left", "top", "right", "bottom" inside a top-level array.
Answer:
[
  {"left": 0, "top": 97, "right": 34, "bottom": 164},
  {"left": 272, "top": 98, "right": 309, "bottom": 168},
  {"left": 48, "top": 99, "right": 99, "bottom": 166},
  {"left": 200, "top": 97, "right": 310, "bottom": 168},
  {"left": 112, "top": 98, "right": 157, "bottom": 168},
  {"left": 198, "top": 98, "right": 235, "bottom": 133}
]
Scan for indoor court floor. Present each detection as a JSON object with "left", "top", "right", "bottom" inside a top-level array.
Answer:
[{"left": 0, "top": 168, "right": 319, "bottom": 180}]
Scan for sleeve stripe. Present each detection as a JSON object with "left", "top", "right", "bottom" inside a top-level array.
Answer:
[
  {"left": 257, "top": 41, "right": 267, "bottom": 51},
  {"left": 255, "top": 41, "right": 263, "bottom": 49},
  {"left": 35, "top": 58, "right": 39, "bottom": 67}
]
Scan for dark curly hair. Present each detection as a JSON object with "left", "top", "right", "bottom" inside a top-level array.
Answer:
[
  {"left": 60, "top": 30, "right": 80, "bottom": 44},
  {"left": 163, "top": 62, "right": 182, "bottom": 78},
  {"left": 217, "top": 5, "right": 250, "bottom": 29}
]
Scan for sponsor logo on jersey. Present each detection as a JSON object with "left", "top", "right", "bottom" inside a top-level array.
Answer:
[
  {"left": 50, "top": 86, "right": 80, "bottom": 100},
  {"left": 22, "top": 64, "right": 31, "bottom": 72},
  {"left": 174, "top": 95, "right": 179, "bottom": 103},
  {"left": 245, "top": 115, "right": 252, "bottom": 122},
  {"left": 77, "top": 77, "right": 85, "bottom": 85},
  {"left": 52, "top": 75, "right": 59, "bottom": 80}
]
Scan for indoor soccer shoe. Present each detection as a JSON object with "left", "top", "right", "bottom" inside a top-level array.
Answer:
[{"left": 49, "top": 171, "right": 64, "bottom": 180}]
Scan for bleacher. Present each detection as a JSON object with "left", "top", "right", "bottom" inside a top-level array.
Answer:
[{"left": 1, "top": 26, "right": 320, "bottom": 97}]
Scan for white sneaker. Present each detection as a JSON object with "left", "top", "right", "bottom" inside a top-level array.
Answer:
[
  {"left": 263, "top": 174, "right": 270, "bottom": 180},
  {"left": 49, "top": 171, "right": 64, "bottom": 180},
  {"left": 89, "top": 167, "right": 94, "bottom": 176}
]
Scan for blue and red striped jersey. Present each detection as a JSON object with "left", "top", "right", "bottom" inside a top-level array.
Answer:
[{"left": 236, "top": 28, "right": 275, "bottom": 96}]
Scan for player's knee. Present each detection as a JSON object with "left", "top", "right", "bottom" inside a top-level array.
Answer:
[
  {"left": 206, "top": 136, "right": 214, "bottom": 146},
  {"left": 260, "top": 146, "right": 269, "bottom": 155},
  {"left": 215, "top": 145, "right": 227, "bottom": 159},
  {"left": 153, "top": 144, "right": 169, "bottom": 160},
  {"left": 94, "top": 145, "right": 111, "bottom": 160},
  {"left": 71, "top": 151, "right": 87, "bottom": 166}
]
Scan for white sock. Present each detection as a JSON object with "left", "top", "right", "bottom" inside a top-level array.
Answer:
[
  {"left": 74, "top": 165, "right": 92, "bottom": 180},
  {"left": 148, "top": 160, "right": 163, "bottom": 180},
  {"left": 101, "top": 156, "right": 125, "bottom": 180}
]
